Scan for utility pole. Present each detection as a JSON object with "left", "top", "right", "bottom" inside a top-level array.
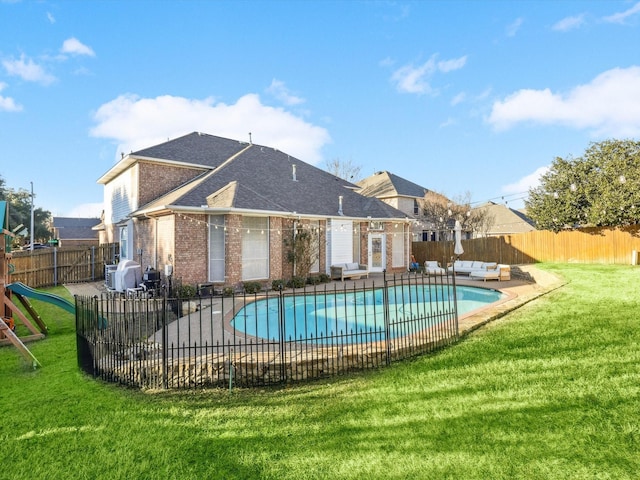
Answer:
[{"left": 30, "top": 181, "right": 34, "bottom": 251}]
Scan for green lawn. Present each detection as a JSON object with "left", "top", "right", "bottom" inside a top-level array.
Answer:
[{"left": 1, "top": 264, "right": 639, "bottom": 479}]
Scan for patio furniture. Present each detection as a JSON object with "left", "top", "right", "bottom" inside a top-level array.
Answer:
[
  {"left": 469, "top": 264, "right": 511, "bottom": 281},
  {"left": 424, "top": 260, "right": 446, "bottom": 275},
  {"left": 330, "top": 262, "right": 369, "bottom": 281}
]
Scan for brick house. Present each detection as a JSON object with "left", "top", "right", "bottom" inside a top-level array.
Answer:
[
  {"left": 96, "top": 132, "right": 411, "bottom": 287},
  {"left": 356, "top": 171, "right": 453, "bottom": 241}
]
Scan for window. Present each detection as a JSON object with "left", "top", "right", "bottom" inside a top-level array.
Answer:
[
  {"left": 208, "top": 215, "right": 225, "bottom": 282},
  {"left": 392, "top": 224, "right": 405, "bottom": 267},
  {"left": 414, "top": 200, "right": 419, "bottom": 215},
  {"left": 352, "top": 222, "right": 361, "bottom": 263},
  {"left": 119, "top": 226, "right": 128, "bottom": 260},
  {"left": 242, "top": 217, "right": 269, "bottom": 280},
  {"left": 369, "top": 221, "right": 384, "bottom": 231}
]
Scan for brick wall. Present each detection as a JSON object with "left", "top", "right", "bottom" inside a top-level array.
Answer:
[
  {"left": 174, "top": 213, "right": 208, "bottom": 285},
  {"left": 137, "top": 162, "right": 206, "bottom": 207},
  {"left": 225, "top": 214, "right": 243, "bottom": 286}
]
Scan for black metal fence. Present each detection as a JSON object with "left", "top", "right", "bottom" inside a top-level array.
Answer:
[{"left": 75, "top": 272, "right": 460, "bottom": 389}]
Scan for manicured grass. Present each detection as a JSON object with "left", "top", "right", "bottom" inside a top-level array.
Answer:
[{"left": 1, "top": 264, "right": 639, "bottom": 479}]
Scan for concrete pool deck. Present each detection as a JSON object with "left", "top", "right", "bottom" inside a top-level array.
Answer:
[{"left": 65, "top": 264, "right": 564, "bottom": 338}]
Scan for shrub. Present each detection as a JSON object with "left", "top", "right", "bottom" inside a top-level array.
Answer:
[
  {"left": 318, "top": 273, "right": 331, "bottom": 283},
  {"left": 306, "top": 276, "right": 321, "bottom": 285},
  {"left": 222, "top": 286, "right": 234, "bottom": 297},
  {"left": 287, "top": 276, "right": 306, "bottom": 289},
  {"left": 176, "top": 284, "right": 197, "bottom": 298},
  {"left": 243, "top": 281, "right": 262, "bottom": 294},
  {"left": 271, "top": 279, "right": 286, "bottom": 291}
]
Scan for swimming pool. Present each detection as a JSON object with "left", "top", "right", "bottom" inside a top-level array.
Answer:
[{"left": 230, "top": 285, "right": 505, "bottom": 343}]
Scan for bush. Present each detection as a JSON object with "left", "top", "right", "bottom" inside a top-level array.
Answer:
[
  {"left": 318, "top": 273, "right": 331, "bottom": 283},
  {"left": 287, "top": 276, "right": 306, "bottom": 289},
  {"left": 176, "top": 284, "right": 197, "bottom": 298},
  {"left": 243, "top": 281, "right": 262, "bottom": 294},
  {"left": 306, "top": 276, "right": 321, "bottom": 285},
  {"left": 271, "top": 279, "right": 286, "bottom": 291},
  {"left": 222, "top": 286, "right": 234, "bottom": 297}
]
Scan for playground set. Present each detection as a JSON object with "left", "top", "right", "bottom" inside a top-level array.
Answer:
[{"left": 1, "top": 201, "right": 75, "bottom": 368}]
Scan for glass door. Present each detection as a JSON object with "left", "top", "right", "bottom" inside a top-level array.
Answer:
[{"left": 368, "top": 234, "right": 385, "bottom": 272}]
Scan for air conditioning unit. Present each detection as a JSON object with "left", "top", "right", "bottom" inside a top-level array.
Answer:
[{"left": 105, "top": 265, "right": 118, "bottom": 290}]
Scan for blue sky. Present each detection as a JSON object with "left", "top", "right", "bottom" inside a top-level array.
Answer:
[{"left": 1, "top": 0, "right": 639, "bottom": 217}]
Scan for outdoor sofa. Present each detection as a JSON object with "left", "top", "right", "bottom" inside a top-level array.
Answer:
[
  {"left": 469, "top": 264, "right": 511, "bottom": 281},
  {"left": 330, "top": 262, "right": 369, "bottom": 281},
  {"left": 451, "top": 260, "right": 498, "bottom": 275}
]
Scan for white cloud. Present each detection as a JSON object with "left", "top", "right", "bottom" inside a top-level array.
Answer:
[
  {"left": 0, "top": 82, "right": 21, "bottom": 111},
  {"left": 439, "top": 117, "right": 456, "bottom": 128},
  {"left": 451, "top": 92, "right": 466, "bottom": 106},
  {"left": 502, "top": 166, "right": 549, "bottom": 195},
  {"left": 2, "top": 54, "right": 56, "bottom": 85},
  {"left": 487, "top": 66, "right": 640, "bottom": 137},
  {"left": 0, "top": 95, "right": 22, "bottom": 112},
  {"left": 61, "top": 38, "right": 95, "bottom": 57},
  {"left": 438, "top": 56, "right": 467, "bottom": 73},
  {"left": 90, "top": 93, "right": 331, "bottom": 164},
  {"left": 552, "top": 14, "right": 586, "bottom": 32},
  {"left": 266, "top": 79, "right": 305, "bottom": 106},
  {"left": 506, "top": 17, "right": 523, "bottom": 37},
  {"left": 603, "top": 1, "right": 640, "bottom": 24},
  {"left": 390, "top": 54, "right": 466, "bottom": 94}
]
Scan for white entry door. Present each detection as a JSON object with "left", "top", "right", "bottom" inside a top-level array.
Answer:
[{"left": 368, "top": 234, "right": 385, "bottom": 272}]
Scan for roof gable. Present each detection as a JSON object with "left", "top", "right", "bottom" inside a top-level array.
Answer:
[{"left": 357, "top": 171, "right": 428, "bottom": 199}]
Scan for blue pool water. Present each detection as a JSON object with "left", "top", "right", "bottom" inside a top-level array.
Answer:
[{"left": 230, "top": 285, "right": 505, "bottom": 342}]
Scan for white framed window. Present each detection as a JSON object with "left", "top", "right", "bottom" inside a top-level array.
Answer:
[
  {"left": 208, "top": 215, "right": 225, "bottom": 282},
  {"left": 352, "top": 222, "right": 361, "bottom": 263},
  {"left": 119, "top": 226, "right": 128, "bottom": 260},
  {"left": 370, "top": 221, "right": 384, "bottom": 231},
  {"left": 392, "top": 223, "right": 405, "bottom": 268},
  {"left": 242, "top": 217, "right": 269, "bottom": 280}
]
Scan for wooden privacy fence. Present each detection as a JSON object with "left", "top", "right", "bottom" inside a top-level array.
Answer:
[
  {"left": 9, "top": 244, "right": 119, "bottom": 289},
  {"left": 413, "top": 226, "right": 640, "bottom": 266}
]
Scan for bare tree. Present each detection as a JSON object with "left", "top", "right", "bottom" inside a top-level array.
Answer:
[
  {"left": 322, "top": 157, "right": 362, "bottom": 183},
  {"left": 419, "top": 190, "right": 492, "bottom": 237}
]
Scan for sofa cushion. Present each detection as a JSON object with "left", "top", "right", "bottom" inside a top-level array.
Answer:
[
  {"left": 471, "top": 261, "right": 484, "bottom": 268},
  {"left": 346, "top": 262, "right": 359, "bottom": 270}
]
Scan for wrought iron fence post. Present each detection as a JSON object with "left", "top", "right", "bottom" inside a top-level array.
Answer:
[
  {"left": 451, "top": 261, "right": 459, "bottom": 340},
  {"left": 162, "top": 296, "right": 168, "bottom": 389},
  {"left": 278, "top": 289, "right": 286, "bottom": 383},
  {"left": 383, "top": 270, "right": 391, "bottom": 365}
]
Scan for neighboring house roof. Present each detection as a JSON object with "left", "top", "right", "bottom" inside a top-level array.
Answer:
[
  {"left": 474, "top": 202, "right": 536, "bottom": 235},
  {"left": 114, "top": 132, "right": 407, "bottom": 220},
  {"left": 356, "top": 171, "right": 429, "bottom": 199},
  {"left": 52, "top": 217, "right": 101, "bottom": 240}
]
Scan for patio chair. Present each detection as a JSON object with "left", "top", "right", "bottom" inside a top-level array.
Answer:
[{"left": 424, "top": 260, "right": 446, "bottom": 275}]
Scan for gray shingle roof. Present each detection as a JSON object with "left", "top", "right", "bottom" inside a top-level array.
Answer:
[
  {"left": 133, "top": 133, "right": 407, "bottom": 220},
  {"left": 357, "top": 171, "right": 429, "bottom": 199},
  {"left": 132, "top": 132, "right": 249, "bottom": 167},
  {"left": 52, "top": 217, "right": 101, "bottom": 240}
]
